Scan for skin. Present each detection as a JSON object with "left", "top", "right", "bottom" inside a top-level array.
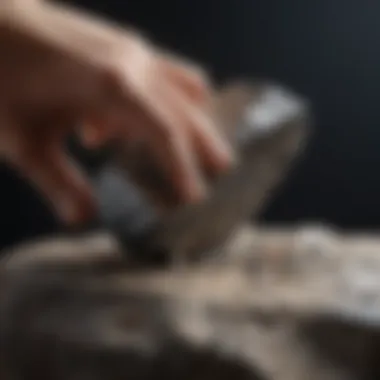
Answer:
[{"left": 0, "top": 0, "right": 234, "bottom": 225}]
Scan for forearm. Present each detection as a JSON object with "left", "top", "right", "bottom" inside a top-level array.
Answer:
[{"left": 0, "top": 0, "right": 147, "bottom": 67}]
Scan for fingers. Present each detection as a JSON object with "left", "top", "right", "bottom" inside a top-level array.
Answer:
[
  {"left": 139, "top": 60, "right": 235, "bottom": 197},
  {"left": 155, "top": 54, "right": 235, "bottom": 170},
  {"left": 80, "top": 109, "right": 123, "bottom": 149},
  {"left": 81, "top": 53, "right": 235, "bottom": 205},
  {"left": 130, "top": 80, "right": 208, "bottom": 203},
  {"left": 15, "top": 139, "right": 96, "bottom": 224},
  {"left": 0, "top": 0, "right": 236, "bottom": 227},
  {"left": 162, "top": 77, "right": 235, "bottom": 176},
  {"left": 7, "top": 44, "right": 233, "bottom": 219},
  {"left": 158, "top": 54, "right": 212, "bottom": 105}
]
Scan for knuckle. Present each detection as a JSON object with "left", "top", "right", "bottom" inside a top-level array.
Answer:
[
  {"left": 105, "top": 39, "right": 154, "bottom": 85},
  {"left": 162, "top": 53, "right": 211, "bottom": 87}
]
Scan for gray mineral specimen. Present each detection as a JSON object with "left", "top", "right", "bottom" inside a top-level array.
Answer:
[{"left": 94, "top": 80, "right": 310, "bottom": 260}]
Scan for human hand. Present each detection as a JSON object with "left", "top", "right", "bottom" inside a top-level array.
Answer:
[{"left": 0, "top": 1, "right": 234, "bottom": 224}]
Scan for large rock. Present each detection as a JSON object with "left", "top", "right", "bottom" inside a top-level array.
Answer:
[{"left": 2, "top": 225, "right": 380, "bottom": 380}]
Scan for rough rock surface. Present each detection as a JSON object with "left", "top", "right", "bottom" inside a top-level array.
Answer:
[
  {"left": 2, "top": 225, "right": 380, "bottom": 380},
  {"left": 94, "top": 81, "right": 310, "bottom": 261}
]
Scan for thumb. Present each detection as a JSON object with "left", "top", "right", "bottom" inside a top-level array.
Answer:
[{"left": 16, "top": 144, "right": 96, "bottom": 225}]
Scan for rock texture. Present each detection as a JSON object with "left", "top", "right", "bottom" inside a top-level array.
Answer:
[
  {"left": 2, "top": 225, "right": 380, "bottom": 380},
  {"left": 94, "top": 81, "right": 310, "bottom": 261}
]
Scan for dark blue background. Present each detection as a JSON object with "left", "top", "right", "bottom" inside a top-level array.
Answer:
[{"left": 2, "top": 0, "right": 380, "bottom": 248}]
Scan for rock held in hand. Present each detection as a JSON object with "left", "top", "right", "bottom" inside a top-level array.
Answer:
[{"left": 94, "top": 80, "right": 311, "bottom": 261}]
